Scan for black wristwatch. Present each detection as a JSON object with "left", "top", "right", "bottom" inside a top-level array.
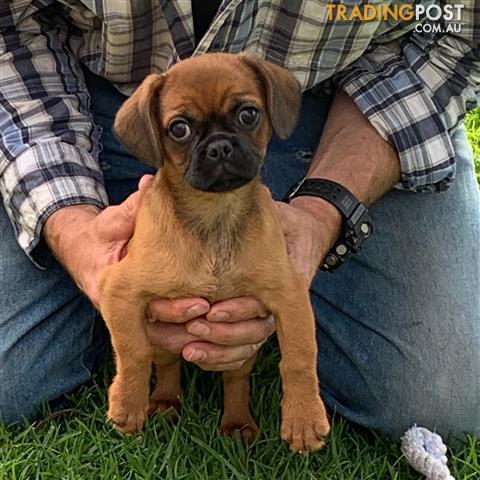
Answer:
[{"left": 285, "top": 178, "right": 372, "bottom": 272}]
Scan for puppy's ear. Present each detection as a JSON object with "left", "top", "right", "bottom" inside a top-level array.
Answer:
[
  {"left": 114, "top": 74, "right": 165, "bottom": 166},
  {"left": 240, "top": 53, "right": 301, "bottom": 139}
]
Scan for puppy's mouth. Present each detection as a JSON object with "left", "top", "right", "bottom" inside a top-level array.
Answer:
[
  {"left": 195, "top": 161, "right": 257, "bottom": 192},
  {"left": 185, "top": 134, "right": 261, "bottom": 193}
]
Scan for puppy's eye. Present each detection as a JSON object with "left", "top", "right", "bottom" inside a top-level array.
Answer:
[
  {"left": 237, "top": 106, "right": 260, "bottom": 128},
  {"left": 168, "top": 119, "right": 192, "bottom": 142}
]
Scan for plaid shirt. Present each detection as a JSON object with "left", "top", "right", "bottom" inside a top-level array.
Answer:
[{"left": 1, "top": 0, "right": 479, "bottom": 261}]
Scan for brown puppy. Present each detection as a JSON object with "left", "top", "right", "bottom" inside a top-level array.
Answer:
[{"left": 98, "top": 52, "right": 330, "bottom": 453}]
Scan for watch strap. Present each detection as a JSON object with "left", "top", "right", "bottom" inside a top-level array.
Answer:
[
  {"left": 287, "top": 178, "right": 359, "bottom": 219},
  {"left": 286, "top": 178, "right": 372, "bottom": 272}
]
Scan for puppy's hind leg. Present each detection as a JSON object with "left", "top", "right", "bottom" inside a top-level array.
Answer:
[
  {"left": 101, "top": 296, "right": 153, "bottom": 434},
  {"left": 149, "top": 352, "right": 182, "bottom": 416},
  {"left": 220, "top": 354, "right": 259, "bottom": 443}
]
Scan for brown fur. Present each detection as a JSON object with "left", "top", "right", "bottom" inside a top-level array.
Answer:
[{"left": 99, "top": 52, "right": 330, "bottom": 452}]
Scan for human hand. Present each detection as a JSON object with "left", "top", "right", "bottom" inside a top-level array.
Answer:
[
  {"left": 276, "top": 196, "right": 342, "bottom": 284},
  {"left": 44, "top": 175, "right": 154, "bottom": 308},
  {"left": 145, "top": 296, "right": 274, "bottom": 371}
]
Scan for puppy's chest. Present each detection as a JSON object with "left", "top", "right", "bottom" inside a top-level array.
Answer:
[
  {"left": 169, "top": 243, "right": 253, "bottom": 302},
  {"left": 134, "top": 197, "right": 283, "bottom": 302}
]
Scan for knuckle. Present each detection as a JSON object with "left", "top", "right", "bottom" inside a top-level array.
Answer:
[
  {"left": 229, "top": 361, "right": 246, "bottom": 371},
  {"left": 213, "top": 361, "right": 244, "bottom": 371},
  {"left": 123, "top": 196, "right": 136, "bottom": 215},
  {"left": 251, "top": 304, "right": 264, "bottom": 319},
  {"left": 160, "top": 309, "right": 178, "bottom": 323},
  {"left": 201, "top": 346, "right": 226, "bottom": 365},
  {"left": 196, "top": 362, "right": 216, "bottom": 372},
  {"left": 214, "top": 348, "right": 229, "bottom": 363},
  {"left": 162, "top": 336, "right": 182, "bottom": 354},
  {"left": 197, "top": 359, "right": 243, "bottom": 372},
  {"left": 148, "top": 304, "right": 164, "bottom": 322},
  {"left": 256, "top": 303, "right": 268, "bottom": 317},
  {"left": 159, "top": 336, "right": 173, "bottom": 351},
  {"left": 237, "top": 344, "right": 253, "bottom": 360},
  {"left": 264, "top": 318, "right": 275, "bottom": 337},
  {"left": 249, "top": 343, "right": 260, "bottom": 356},
  {"left": 145, "top": 308, "right": 154, "bottom": 322},
  {"left": 212, "top": 328, "right": 230, "bottom": 345},
  {"left": 151, "top": 299, "right": 185, "bottom": 322},
  {"left": 170, "top": 344, "right": 184, "bottom": 355}
]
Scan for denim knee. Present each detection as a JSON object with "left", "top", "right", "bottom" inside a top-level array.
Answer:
[
  {"left": 0, "top": 297, "right": 106, "bottom": 426},
  {"left": 316, "top": 299, "right": 480, "bottom": 443},
  {"left": 369, "top": 353, "right": 480, "bottom": 441},
  {"left": 0, "top": 355, "right": 39, "bottom": 425}
]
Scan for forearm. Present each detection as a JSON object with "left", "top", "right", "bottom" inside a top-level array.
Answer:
[
  {"left": 290, "top": 89, "right": 400, "bottom": 240},
  {"left": 307, "top": 89, "right": 400, "bottom": 204},
  {"left": 44, "top": 206, "right": 100, "bottom": 258},
  {"left": 44, "top": 205, "right": 101, "bottom": 292}
]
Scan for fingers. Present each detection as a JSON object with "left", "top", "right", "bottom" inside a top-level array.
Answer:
[
  {"left": 147, "top": 296, "right": 268, "bottom": 324},
  {"left": 182, "top": 341, "right": 264, "bottom": 371},
  {"left": 116, "top": 174, "right": 153, "bottom": 226},
  {"left": 138, "top": 174, "right": 154, "bottom": 192},
  {"left": 146, "top": 317, "right": 273, "bottom": 369},
  {"left": 181, "top": 314, "right": 274, "bottom": 371},
  {"left": 96, "top": 175, "right": 154, "bottom": 242},
  {"left": 206, "top": 297, "right": 269, "bottom": 323},
  {"left": 145, "top": 295, "right": 273, "bottom": 372},
  {"left": 118, "top": 175, "right": 153, "bottom": 226},
  {"left": 145, "top": 322, "right": 199, "bottom": 354},
  {"left": 186, "top": 315, "right": 275, "bottom": 346},
  {"left": 147, "top": 298, "right": 210, "bottom": 323}
]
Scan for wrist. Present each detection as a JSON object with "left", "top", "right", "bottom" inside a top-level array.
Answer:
[
  {"left": 44, "top": 205, "right": 101, "bottom": 288},
  {"left": 288, "top": 178, "right": 372, "bottom": 272},
  {"left": 289, "top": 195, "right": 342, "bottom": 245}
]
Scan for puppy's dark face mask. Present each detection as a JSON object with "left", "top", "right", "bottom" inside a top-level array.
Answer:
[
  {"left": 168, "top": 102, "right": 265, "bottom": 192},
  {"left": 114, "top": 53, "right": 301, "bottom": 193}
]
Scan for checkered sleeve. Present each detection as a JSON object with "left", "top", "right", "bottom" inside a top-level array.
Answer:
[
  {"left": 335, "top": 2, "right": 480, "bottom": 192},
  {"left": 0, "top": 5, "right": 108, "bottom": 263}
]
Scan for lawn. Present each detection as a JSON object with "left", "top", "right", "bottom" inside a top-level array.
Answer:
[
  {"left": 1, "top": 111, "right": 479, "bottom": 479},
  {"left": 466, "top": 107, "right": 480, "bottom": 181}
]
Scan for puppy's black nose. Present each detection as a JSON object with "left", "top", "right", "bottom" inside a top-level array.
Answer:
[{"left": 206, "top": 139, "right": 233, "bottom": 161}]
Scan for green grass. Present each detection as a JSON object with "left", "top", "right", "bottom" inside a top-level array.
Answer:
[
  {"left": 466, "top": 108, "right": 480, "bottom": 182},
  {"left": 1, "top": 342, "right": 479, "bottom": 480},
  {"left": 1, "top": 110, "right": 479, "bottom": 480}
]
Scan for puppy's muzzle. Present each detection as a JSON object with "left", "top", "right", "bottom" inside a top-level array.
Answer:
[{"left": 186, "top": 133, "right": 260, "bottom": 192}]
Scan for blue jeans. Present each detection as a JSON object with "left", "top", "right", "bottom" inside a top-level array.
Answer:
[{"left": 1, "top": 71, "right": 479, "bottom": 441}]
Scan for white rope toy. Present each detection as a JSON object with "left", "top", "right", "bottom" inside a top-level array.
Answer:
[{"left": 401, "top": 426, "right": 455, "bottom": 480}]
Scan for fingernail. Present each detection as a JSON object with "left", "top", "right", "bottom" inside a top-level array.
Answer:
[
  {"left": 209, "top": 311, "right": 229, "bottom": 322},
  {"left": 186, "top": 349, "right": 206, "bottom": 362},
  {"left": 186, "top": 303, "right": 209, "bottom": 320},
  {"left": 187, "top": 320, "right": 210, "bottom": 337}
]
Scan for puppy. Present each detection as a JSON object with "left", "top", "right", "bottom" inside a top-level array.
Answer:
[{"left": 98, "top": 52, "right": 330, "bottom": 453}]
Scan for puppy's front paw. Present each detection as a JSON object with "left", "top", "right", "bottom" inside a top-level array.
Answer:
[
  {"left": 280, "top": 398, "right": 330, "bottom": 453},
  {"left": 108, "top": 381, "right": 148, "bottom": 434},
  {"left": 220, "top": 414, "right": 259, "bottom": 443}
]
